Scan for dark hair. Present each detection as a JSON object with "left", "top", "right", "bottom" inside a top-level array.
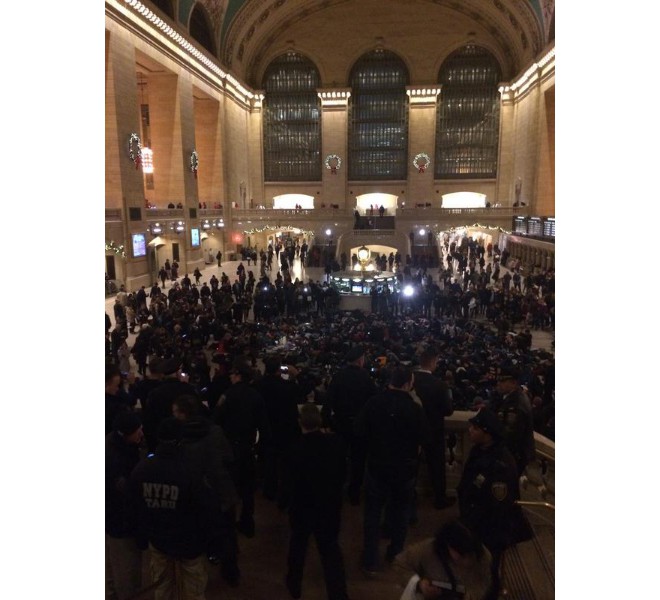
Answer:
[
  {"left": 433, "top": 520, "right": 485, "bottom": 562},
  {"left": 299, "top": 403, "right": 322, "bottom": 430},
  {"left": 264, "top": 356, "right": 282, "bottom": 375},
  {"left": 420, "top": 347, "right": 439, "bottom": 366},
  {"left": 172, "top": 395, "right": 202, "bottom": 419},
  {"left": 105, "top": 365, "right": 121, "bottom": 384},
  {"left": 389, "top": 366, "right": 413, "bottom": 388}
]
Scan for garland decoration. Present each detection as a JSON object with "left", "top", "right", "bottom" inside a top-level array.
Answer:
[
  {"left": 324, "top": 154, "right": 342, "bottom": 175},
  {"left": 243, "top": 224, "right": 315, "bottom": 237},
  {"left": 128, "top": 133, "right": 142, "bottom": 170},
  {"left": 105, "top": 240, "right": 126, "bottom": 258},
  {"left": 190, "top": 150, "right": 199, "bottom": 178},
  {"left": 447, "top": 223, "right": 513, "bottom": 235},
  {"left": 413, "top": 152, "right": 430, "bottom": 173}
]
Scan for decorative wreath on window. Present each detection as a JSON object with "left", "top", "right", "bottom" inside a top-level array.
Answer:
[
  {"left": 324, "top": 154, "right": 342, "bottom": 175},
  {"left": 413, "top": 152, "right": 431, "bottom": 173},
  {"left": 190, "top": 150, "right": 199, "bottom": 178},
  {"left": 128, "top": 133, "right": 142, "bottom": 169}
]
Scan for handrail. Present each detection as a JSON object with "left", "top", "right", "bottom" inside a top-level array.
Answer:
[
  {"left": 516, "top": 501, "right": 555, "bottom": 528},
  {"left": 516, "top": 500, "right": 555, "bottom": 511}
]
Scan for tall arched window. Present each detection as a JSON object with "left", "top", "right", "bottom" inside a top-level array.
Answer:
[
  {"left": 435, "top": 45, "right": 501, "bottom": 178},
  {"left": 349, "top": 50, "right": 409, "bottom": 180},
  {"left": 262, "top": 53, "right": 322, "bottom": 181},
  {"left": 190, "top": 4, "right": 216, "bottom": 56},
  {"left": 151, "top": 0, "right": 174, "bottom": 19}
]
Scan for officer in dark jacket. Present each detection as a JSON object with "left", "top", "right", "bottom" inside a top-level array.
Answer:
[
  {"left": 131, "top": 418, "right": 222, "bottom": 599},
  {"left": 355, "top": 366, "right": 430, "bottom": 572},
  {"left": 143, "top": 356, "right": 197, "bottom": 452},
  {"left": 253, "top": 356, "right": 302, "bottom": 506},
  {"left": 283, "top": 404, "right": 349, "bottom": 600},
  {"left": 325, "top": 345, "right": 378, "bottom": 505},
  {"left": 173, "top": 395, "right": 241, "bottom": 586},
  {"left": 414, "top": 347, "right": 454, "bottom": 509},
  {"left": 105, "top": 413, "right": 144, "bottom": 599},
  {"left": 491, "top": 367, "right": 535, "bottom": 475},
  {"left": 457, "top": 408, "right": 529, "bottom": 600},
  {"left": 212, "top": 361, "right": 271, "bottom": 537}
]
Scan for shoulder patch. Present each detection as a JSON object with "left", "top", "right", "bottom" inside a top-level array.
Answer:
[{"left": 491, "top": 482, "right": 508, "bottom": 501}]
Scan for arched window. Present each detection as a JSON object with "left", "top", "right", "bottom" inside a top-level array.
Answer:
[
  {"left": 262, "top": 53, "right": 322, "bottom": 181},
  {"left": 150, "top": 0, "right": 174, "bottom": 20},
  {"left": 189, "top": 4, "right": 216, "bottom": 56},
  {"left": 435, "top": 45, "right": 501, "bottom": 178},
  {"left": 349, "top": 50, "right": 409, "bottom": 180}
]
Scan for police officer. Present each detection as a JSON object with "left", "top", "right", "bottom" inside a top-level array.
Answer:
[
  {"left": 491, "top": 366, "right": 535, "bottom": 475},
  {"left": 212, "top": 361, "right": 271, "bottom": 538},
  {"left": 355, "top": 366, "right": 430, "bottom": 573},
  {"left": 457, "top": 408, "right": 529, "bottom": 600},
  {"left": 284, "top": 404, "right": 349, "bottom": 600},
  {"left": 325, "top": 345, "right": 378, "bottom": 505},
  {"left": 414, "top": 347, "right": 454, "bottom": 509},
  {"left": 131, "top": 418, "right": 222, "bottom": 600}
]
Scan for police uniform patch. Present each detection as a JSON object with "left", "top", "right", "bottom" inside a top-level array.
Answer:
[
  {"left": 491, "top": 482, "right": 508, "bottom": 501},
  {"left": 474, "top": 474, "right": 486, "bottom": 488}
]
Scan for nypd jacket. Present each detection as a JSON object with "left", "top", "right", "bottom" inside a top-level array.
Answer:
[{"left": 131, "top": 442, "right": 222, "bottom": 559}]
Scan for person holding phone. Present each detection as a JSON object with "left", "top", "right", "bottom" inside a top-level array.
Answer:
[{"left": 395, "top": 520, "right": 492, "bottom": 600}]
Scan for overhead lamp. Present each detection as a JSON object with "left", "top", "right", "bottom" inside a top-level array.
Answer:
[
  {"left": 202, "top": 219, "right": 211, "bottom": 230},
  {"left": 419, "top": 228, "right": 426, "bottom": 236},
  {"left": 150, "top": 222, "right": 162, "bottom": 235}
]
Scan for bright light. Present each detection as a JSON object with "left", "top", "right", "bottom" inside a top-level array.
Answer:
[
  {"left": 419, "top": 229, "right": 426, "bottom": 236},
  {"left": 141, "top": 147, "right": 154, "bottom": 174},
  {"left": 357, "top": 246, "right": 370, "bottom": 261},
  {"left": 441, "top": 192, "right": 486, "bottom": 208},
  {"left": 273, "top": 193, "right": 314, "bottom": 209},
  {"left": 403, "top": 285, "right": 414, "bottom": 297},
  {"left": 325, "top": 229, "right": 332, "bottom": 236}
]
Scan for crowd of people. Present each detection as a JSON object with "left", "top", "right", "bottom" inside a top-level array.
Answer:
[{"left": 105, "top": 236, "right": 554, "bottom": 599}]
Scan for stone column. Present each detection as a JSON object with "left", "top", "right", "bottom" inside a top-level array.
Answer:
[
  {"left": 406, "top": 86, "right": 441, "bottom": 206},
  {"left": 105, "top": 27, "right": 150, "bottom": 291},
  {"left": 149, "top": 72, "right": 202, "bottom": 274},
  {"left": 248, "top": 93, "right": 265, "bottom": 207},
  {"left": 194, "top": 94, "right": 223, "bottom": 209},
  {"left": 495, "top": 85, "right": 515, "bottom": 205},
  {"left": 318, "top": 89, "right": 350, "bottom": 209}
]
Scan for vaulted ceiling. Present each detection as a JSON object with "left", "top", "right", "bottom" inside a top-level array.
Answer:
[{"left": 172, "top": 0, "right": 554, "bottom": 87}]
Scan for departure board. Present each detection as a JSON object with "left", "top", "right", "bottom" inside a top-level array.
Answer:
[
  {"left": 543, "top": 218, "right": 555, "bottom": 237},
  {"left": 527, "top": 219, "right": 542, "bottom": 236}
]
